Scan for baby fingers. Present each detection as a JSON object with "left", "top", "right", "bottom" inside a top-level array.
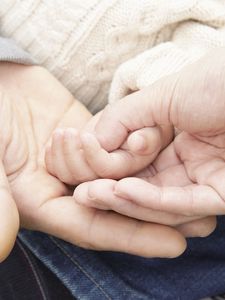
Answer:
[
  {"left": 45, "top": 128, "right": 97, "bottom": 185},
  {"left": 80, "top": 132, "right": 159, "bottom": 179}
]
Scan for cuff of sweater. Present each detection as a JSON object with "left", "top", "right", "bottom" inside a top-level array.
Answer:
[
  {"left": 108, "top": 42, "right": 197, "bottom": 103},
  {"left": 0, "top": 37, "right": 36, "bottom": 65}
]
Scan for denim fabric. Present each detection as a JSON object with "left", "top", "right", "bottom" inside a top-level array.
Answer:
[
  {"left": 0, "top": 239, "right": 73, "bottom": 300},
  {"left": 19, "top": 217, "right": 225, "bottom": 300}
]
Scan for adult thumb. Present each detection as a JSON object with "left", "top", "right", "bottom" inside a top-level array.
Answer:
[
  {"left": 95, "top": 70, "right": 178, "bottom": 152},
  {"left": 95, "top": 49, "right": 225, "bottom": 152}
]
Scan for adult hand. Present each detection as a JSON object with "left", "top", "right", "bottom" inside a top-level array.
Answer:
[
  {"left": 95, "top": 49, "right": 225, "bottom": 151},
  {"left": 74, "top": 48, "right": 225, "bottom": 228},
  {"left": 0, "top": 62, "right": 186, "bottom": 261},
  {"left": 74, "top": 141, "right": 216, "bottom": 237}
]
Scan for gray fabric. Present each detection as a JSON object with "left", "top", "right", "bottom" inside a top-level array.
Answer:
[{"left": 0, "top": 37, "right": 35, "bottom": 65}]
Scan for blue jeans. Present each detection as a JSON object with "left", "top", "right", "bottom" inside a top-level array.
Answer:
[
  {"left": 0, "top": 239, "right": 73, "bottom": 300},
  {"left": 18, "top": 217, "right": 225, "bottom": 300}
]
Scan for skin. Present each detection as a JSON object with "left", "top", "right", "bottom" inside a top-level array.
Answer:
[
  {"left": 0, "top": 62, "right": 189, "bottom": 262},
  {"left": 45, "top": 115, "right": 174, "bottom": 183},
  {"left": 47, "top": 125, "right": 215, "bottom": 229},
  {"left": 73, "top": 49, "right": 225, "bottom": 225},
  {"left": 44, "top": 58, "right": 217, "bottom": 236}
]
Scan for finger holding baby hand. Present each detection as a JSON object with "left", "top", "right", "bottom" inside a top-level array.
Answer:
[
  {"left": 45, "top": 110, "right": 172, "bottom": 183},
  {"left": 79, "top": 125, "right": 172, "bottom": 179},
  {"left": 126, "top": 125, "right": 173, "bottom": 155}
]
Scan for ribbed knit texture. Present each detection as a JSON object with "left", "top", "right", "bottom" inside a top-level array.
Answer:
[{"left": 1, "top": 0, "right": 225, "bottom": 113}]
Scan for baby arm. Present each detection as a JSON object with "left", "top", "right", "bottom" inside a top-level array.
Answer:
[{"left": 45, "top": 107, "right": 173, "bottom": 186}]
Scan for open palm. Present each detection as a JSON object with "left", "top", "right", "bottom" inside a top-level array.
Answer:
[
  {"left": 74, "top": 49, "right": 225, "bottom": 234},
  {"left": 100, "top": 132, "right": 225, "bottom": 219},
  {"left": 73, "top": 132, "right": 221, "bottom": 234},
  {"left": 0, "top": 63, "right": 186, "bottom": 261}
]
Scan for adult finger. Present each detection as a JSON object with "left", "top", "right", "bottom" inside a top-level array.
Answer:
[
  {"left": 16, "top": 168, "right": 186, "bottom": 258},
  {"left": 80, "top": 133, "right": 158, "bottom": 179},
  {"left": 34, "top": 196, "right": 186, "bottom": 258},
  {"left": 95, "top": 76, "right": 174, "bottom": 151},
  {"left": 95, "top": 50, "right": 225, "bottom": 151},
  {"left": 74, "top": 180, "right": 217, "bottom": 238},
  {"left": 124, "top": 125, "right": 173, "bottom": 155},
  {"left": 176, "top": 217, "right": 217, "bottom": 238},
  {"left": 74, "top": 179, "right": 200, "bottom": 226},
  {"left": 114, "top": 178, "right": 225, "bottom": 216}
]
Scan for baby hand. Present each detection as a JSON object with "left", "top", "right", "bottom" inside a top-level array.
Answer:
[{"left": 45, "top": 114, "right": 173, "bottom": 185}]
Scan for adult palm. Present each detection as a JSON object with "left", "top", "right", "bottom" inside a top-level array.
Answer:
[
  {"left": 0, "top": 62, "right": 187, "bottom": 261},
  {"left": 115, "top": 49, "right": 225, "bottom": 217},
  {"left": 96, "top": 131, "right": 225, "bottom": 218},
  {"left": 75, "top": 48, "right": 225, "bottom": 229},
  {"left": 73, "top": 132, "right": 220, "bottom": 236}
]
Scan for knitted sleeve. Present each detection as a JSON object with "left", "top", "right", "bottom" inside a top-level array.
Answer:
[
  {"left": 0, "top": 3, "right": 34, "bottom": 64},
  {"left": 0, "top": 36, "right": 34, "bottom": 65},
  {"left": 109, "top": 1, "right": 225, "bottom": 103},
  {"left": 1, "top": 0, "right": 225, "bottom": 113}
]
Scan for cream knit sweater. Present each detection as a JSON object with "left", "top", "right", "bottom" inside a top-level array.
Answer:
[{"left": 1, "top": 0, "right": 225, "bottom": 113}]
